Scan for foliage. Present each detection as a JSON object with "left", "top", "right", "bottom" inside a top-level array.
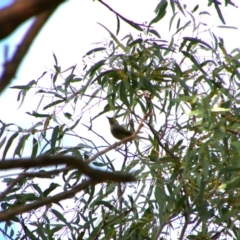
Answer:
[{"left": 1, "top": 1, "right": 240, "bottom": 239}]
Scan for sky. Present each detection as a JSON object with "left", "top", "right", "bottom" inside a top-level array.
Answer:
[
  {"left": 0, "top": 0, "right": 240, "bottom": 239},
  {"left": 0, "top": 0, "right": 165, "bottom": 160},
  {"left": 0, "top": 0, "right": 239, "bottom": 177},
  {"left": 0, "top": 0, "right": 160, "bottom": 124},
  {"left": 0, "top": 0, "right": 240, "bottom": 133}
]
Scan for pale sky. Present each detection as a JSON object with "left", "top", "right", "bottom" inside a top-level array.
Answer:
[
  {"left": 0, "top": 0, "right": 239, "bottom": 122},
  {"left": 0, "top": 0, "right": 239, "bottom": 157},
  {"left": 0, "top": 0, "right": 159, "bottom": 122},
  {"left": 0, "top": 1, "right": 240, "bottom": 238}
]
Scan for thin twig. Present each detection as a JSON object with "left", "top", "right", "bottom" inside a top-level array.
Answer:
[
  {"left": 0, "top": 179, "right": 92, "bottom": 222},
  {"left": 0, "top": 174, "right": 25, "bottom": 200},
  {"left": 86, "top": 113, "right": 150, "bottom": 164},
  {"left": 98, "top": 0, "right": 147, "bottom": 29}
]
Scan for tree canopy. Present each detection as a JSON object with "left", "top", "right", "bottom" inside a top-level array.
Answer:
[{"left": 0, "top": 0, "right": 240, "bottom": 239}]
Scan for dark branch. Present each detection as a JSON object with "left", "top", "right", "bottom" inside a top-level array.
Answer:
[
  {"left": 0, "top": 0, "right": 64, "bottom": 40},
  {"left": 0, "top": 8, "right": 56, "bottom": 94}
]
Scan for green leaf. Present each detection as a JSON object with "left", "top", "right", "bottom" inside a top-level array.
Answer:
[
  {"left": 63, "top": 112, "right": 72, "bottom": 119},
  {"left": 182, "top": 50, "right": 207, "bottom": 74},
  {"left": 127, "top": 38, "right": 143, "bottom": 47},
  {"left": 219, "top": 165, "right": 240, "bottom": 175},
  {"left": 119, "top": 82, "right": 129, "bottom": 107},
  {"left": 149, "top": 0, "right": 168, "bottom": 27},
  {"left": 43, "top": 183, "right": 60, "bottom": 197},
  {"left": 2, "top": 132, "right": 18, "bottom": 160},
  {"left": 175, "top": 0, "right": 185, "bottom": 16},
  {"left": 148, "top": 29, "right": 161, "bottom": 38},
  {"left": 116, "top": 15, "right": 120, "bottom": 35},
  {"left": 117, "top": 16, "right": 143, "bottom": 32},
  {"left": 174, "top": 20, "right": 191, "bottom": 35},
  {"left": 85, "top": 47, "right": 106, "bottom": 56},
  {"left": 51, "top": 209, "right": 72, "bottom": 229},
  {"left": 98, "top": 23, "right": 127, "bottom": 51},
  {"left": 10, "top": 80, "right": 36, "bottom": 90},
  {"left": 221, "top": 176, "right": 240, "bottom": 192},
  {"left": 155, "top": 185, "right": 165, "bottom": 225},
  {"left": 31, "top": 137, "right": 38, "bottom": 158},
  {"left": 85, "top": 59, "right": 106, "bottom": 77},
  {"left": 0, "top": 122, "right": 6, "bottom": 139},
  {"left": 217, "top": 25, "right": 238, "bottom": 30},
  {"left": 213, "top": 0, "right": 225, "bottom": 24},
  {"left": 51, "top": 126, "right": 59, "bottom": 149},
  {"left": 183, "top": 37, "right": 213, "bottom": 50},
  {"left": 43, "top": 100, "right": 65, "bottom": 110},
  {"left": 26, "top": 111, "right": 51, "bottom": 118},
  {"left": 191, "top": 4, "right": 199, "bottom": 13},
  {"left": 32, "top": 184, "right": 43, "bottom": 197},
  {"left": 14, "top": 134, "right": 30, "bottom": 157},
  {"left": 53, "top": 52, "right": 58, "bottom": 66},
  {"left": 0, "top": 136, "right": 6, "bottom": 149}
]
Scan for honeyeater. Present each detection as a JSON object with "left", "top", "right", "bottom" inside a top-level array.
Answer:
[{"left": 107, "top": 117, "right": 133, "bottom": 140}]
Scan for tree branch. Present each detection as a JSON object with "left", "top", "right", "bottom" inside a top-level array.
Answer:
[
  {"left": 0, "top": 8, "right": 57, "bottom": 94},
  {"left": 0, "top": 0, "right": 64, "bottom": 40},
  {"left": 0, "top": 179, "right": 92, "bottom": 222},
  {"left": 0, "top": 156, "right": 136, "bottom": 183}
]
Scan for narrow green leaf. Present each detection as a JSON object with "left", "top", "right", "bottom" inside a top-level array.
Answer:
[
  {"left": 11, "top": 80, "right": 36, "bottom": 90},
  {"left": 191, "top": 4, "right": 199, "bottom": 13},
  {"left": 174, "top": 20, "right": 191, "bottom": 35},
  {"left": 69, "top": 119, "right": 80, "bottom": 130},
  {"left": 217, "top": 25, "right": 238, "bottom": 30},
  {"left": 86, "top": 185, "right": 95, "bottom": 205},
  {"left": 118, "top": 16, "right": 143, "bottom": 31},
  {"left": 127, "top": 38, "right": 143, "bottom": 47},
  {"left": 32, "top": 184, "right": 43, "bottom": 197},
  {"left": 149, "top": 0, "right": 168, "bottom": 27},
  {"left": 51, "top": 209, "right": 71, "bottom": 228},
  {"left": 0, "top": 136, "right": 6, "bottom": 149},
  {"left": 0, "top": 122, "right": 6, "bottom": 139},
  {"left": 85, "top": 59, "right": 106, "bottom": 77},
  {"left": 2, "top": 132, "right": 18, "bottom": 160},
  {"left": 199, "top": 11, "right": 211, "bottom": 16},
  {"left": 98, "top": 23, "right": 127, "bottom": 51},
  {"left": 63, "top": 112, "right": 72, "bottom": 120},
  {"left": 219, "top": 165, "right": 240, "bottom": 175},
  {"left": 51, "top": 126, "right": 59, "bottom": 149},
  {"left": 155, "top": 185, "right": 165, "bottom": 225},
  {"left": 85, "top": 47, "right": 106, "bottom": 56},
  {"left": 213, "top": 0, "right": 225, "bottom": 24},
  {"left": 53, "top": 52, "right": 58, "bottom": 66},
  {"left": 31, "top": 137, "right": 38, "bottom": 158},
  {"left": 119, "top": 82, "right": 129, "bottom": 107},
  {"left": 175, "top": 0, "right": 185, "bottom": 16},
  {"left": 116, "top": 15, "right": 120, "bottom": 35},
  {"left": 14, "top": 134, "right": 30, "bottom": 157},
  {"left": 169, "top": 12, "right": 178, "bottom": 31},
  {"left": 43, "top": 100, "right": 65, "bottom": 110},
  {"left": 43, "top": 183, "right": 60, "bottom": 197},
  {"left": 183, "top": 37, "right": 213, "bottom": 50},
  {"left": 148, "top": 29, "right": 161, "bottom": 38},
  {"left": 26, "top": 111, "right": 51, "bottom": 118},
  {"left": 169, "top": 0, "right": 175, "bottom": 13},
  {"left": 222, "top": 176, "right": 240, "bottom": 192},
  {"left": 182, "top": 50, "right": 207, "bottom": 74}
]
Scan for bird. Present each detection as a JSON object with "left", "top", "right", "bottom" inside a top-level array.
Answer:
[{"left": 107, "top": 117, "right": 133, "bottom": 140}]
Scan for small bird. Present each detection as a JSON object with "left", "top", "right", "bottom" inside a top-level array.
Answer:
[{"left": 107, "top": 117, "right": 133, "bottom": 140}]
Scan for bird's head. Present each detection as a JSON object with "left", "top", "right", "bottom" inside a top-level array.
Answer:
[{"left": 107, "top": 117, "right": 119, "bottom": 126}]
